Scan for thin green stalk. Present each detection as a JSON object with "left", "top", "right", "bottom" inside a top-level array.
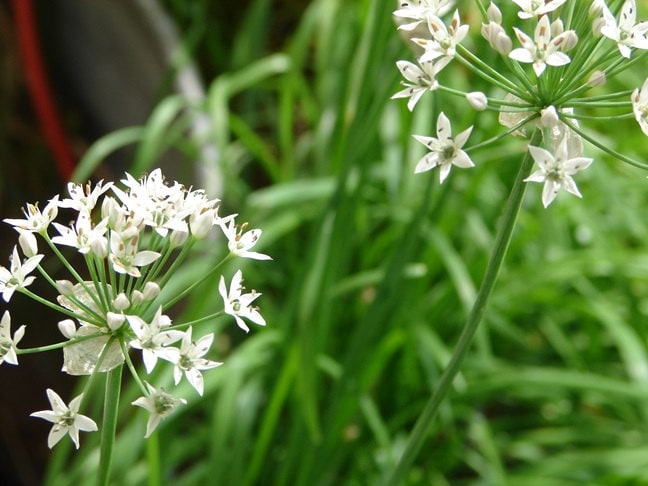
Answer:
[
  {"left": 146, "top": 432, "right": 161, "bottom": 486},
  {"left": 97, "top": 363, "right": 123, "bottom": 486},
  {"left": 384, "top": 129, "right": 542, "bottom": 485}
]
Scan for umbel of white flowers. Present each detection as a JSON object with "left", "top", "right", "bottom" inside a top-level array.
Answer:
[
  {"left": 393, "top": 0, "right": 648, "bottom": 207},
  {"left": 0, "top": 169, "right": 271, "bottom": 448}
]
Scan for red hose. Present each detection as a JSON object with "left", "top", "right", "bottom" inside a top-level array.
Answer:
[{"left": 12, "top": 0, "right": 76, "bottom": 182}]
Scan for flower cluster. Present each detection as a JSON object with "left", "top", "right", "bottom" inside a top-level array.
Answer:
[
  {"left": 393, "top": 0, "right": 648, "bottom": 207},
  {"left": 0, "top": 169, "right": 270, "bottom": 448}
]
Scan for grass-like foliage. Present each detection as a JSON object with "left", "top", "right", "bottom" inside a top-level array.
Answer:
[{"left": 29, "top": 0, "right": 648, "bottom": 484}]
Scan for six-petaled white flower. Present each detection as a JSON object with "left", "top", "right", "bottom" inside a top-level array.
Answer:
[
  {"left": 524, "top": 140, "right": 593, "bottom": 207},
  {"left": 4, "top": 196, "right": 59, "bottom": 234},
  {"left": 132, "top": 382, "right": 186, "bottom": 438},
  {"left": 413, "top": 112, "right": 475, "bottom": 182},
  {"left": 30, "top": 389, "right": 98, "bottom": 449},
  {"left": 128, "top": 308, "right": 184, "bottom": 373},
  {"left": 600, "top": 0, "right": 648, "bottom": 58},
  {"left": 414, "top": 10, "right": 468, "bottom": 66},
  {"left": 393, "top": 0, "right": 453, "bottom": 31},
  {"left": 0, "top": 311, "right": 25, "bottom": 366},
  {"left": 219, "top": 270, "right": 266, "bottom": 333},
  {"left": 509, "top": 15, "right": 575, "bottom": 76},
  {"left": 391, "top": 60, "right": 440, "bottom": 111},
  {"left": 0, "top": 246, "right": 43, "bottom": 302},
  {"left": 171, "top": 327, "right": 222, "bottom": 396}
]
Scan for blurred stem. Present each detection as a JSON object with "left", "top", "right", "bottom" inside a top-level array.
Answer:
[
  {"left": 97, "top": 364, "right": 123, "bottom": 486},
  {"left": 147, "top": 432, "right": 161, "bottom": 486},
  {"left": 385, "top": 129, "right": 542, "bottom": 485}
]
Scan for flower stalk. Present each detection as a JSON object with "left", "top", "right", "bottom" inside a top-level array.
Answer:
[{"left": 386, "top": 128, "right": 542, "bottom": 485}]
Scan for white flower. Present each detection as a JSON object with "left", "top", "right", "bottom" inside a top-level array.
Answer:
[
  {"left": 524, "top": 141, "right": 593, "bottom": 207},
  {"left": 600, "top": 0, "right": 648, "bottom": 58},
  {"left": 109, "top": 230, "right": 161, "bottom": 277},
  {"left": 219, "top": 219, "right": 271, "bottom": 260},
  {"left": 509, "top": 15, "right": 575, "bottom": 76},
  {"left": 391, "top": 60, "right": 440, "bottom": 111},
  {"left": 127, "top": 308, "right": 183, "bottom": 373},
  {"left": 481, "top": 3, "right": 513, "bottom": 54},
  {"left": 51, "top": 211, "right": 109, "bottom": 255},
  {"left": 0, "top": 311, "right": 25, "bottom": 366},
  {"left": 512, "top": 0, "right": 567, "bottom": 19},
  {"left": 632, "top": 77, "right": 648, "bottom": 136},
  {"left": 414, "top": 10, "right": 468, "bottom": 65},
  {"left": 0, "top": 246, "right": 43, "bottom": 302},
  {"left": 4, "top": 195, "right": 59, "bottom": 234},
  {"left": 30, "top": 389, "right": 98, "bottom": 449},
  {"left": 132, "top": 382, "right": 186, "bottom": 438},
  {"left": 393, "top": 0, "right": 453, "bottom": 31},
  {"left": 219, "top": 270, "right": 266, "bottom": 333},
  {"left": 58, "top": 180, "right": 113, "bottom": 212},
  {"left": 413, "top": 112, "right": 474, "bottom": 182},
  {"left": 172, "top": 327, "right": 222, "bottom": 396}
]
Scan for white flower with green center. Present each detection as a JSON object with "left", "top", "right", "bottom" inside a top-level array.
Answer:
[
  {"left": 127, "top": 308, "right": 184, "bottom": 373},
  {"left": 632, "top": 77, "right": 648, "bottom": 135},
  {"left": 509, "top": 15, "right": 575, "bottom": 76},
  {"left": 30, "top": 389, "right": 98, "bottom": 449},
  {"left": 413, "top": 112, "right": 474, "bottom": 183},
  {"left": 219, "top": 218, "right": 271, "bottom": 260},
  {"left": 0, "top": 246, "right": 43, "bottom": 302},
  {"left": 172, "top": 327, "right": 222, "bottom": 396},
  {"left": 600, "top": 0, "right": 648, "bottom": 58},
  {"left": 219, "top": 270, "right": 266, "bottom": 333},
  {"left": 524, "top": 141, "right": 593, "bottom": 207},
  {"left": 0, "top": 311, "right": 25, "bottom": 366},
  {"left": 51, "top": 211, "right": 109, "bottom": 255},
  {"left": 391, "top": 60, "right": 440, "bottom": 111},
  {"left": 4, "top": 195, "right": 59, "bottom": 234},
  {"left": 109, "top": 230, "right": 161, "bottom": 277},
  {"left": 132, "top": 382, "right": 186, "bottom": 438},
  {"left": 512, "top": 0, "right": 567, "bottom": 20},
  {"left": 415, "top": 10, "right": 468, "bottom": 65},
  {"left": 58, "top": 180, "right": 113, "bottom": 212}
]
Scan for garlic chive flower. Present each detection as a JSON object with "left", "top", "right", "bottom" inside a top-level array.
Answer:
[
  {"left": 219, "top": 270, "right": 266, "bottom": 333},
  {"left": 172, "top": 327, "right": 222, "bottom": 396},
  {"left": 0, "top": 311, "right": 25, "bottom": 366},
  {"left": 0, "top": 246, "right": 43, "bottom": 302},
  {"left": 1, "top": 169, "right": 269, "bottom": 444},
  {"left": 524, "top": 141, "right": 593, "bottom": 207},
  {"left": 392, "top": 60, "right": 440, "bottom": 111},
  {"left": 132, "top": 383, "right": 186, "bottom": 438},
  {"left": 600, "top": 0, "right": 648, "bottom": 59},
  {"left": 512, "top": 0, "right": 567, "bottom": 20},
  {"left": 413, "top": 112, "right": 474, "bottom": 182},
  {"left": 30, "top": 389, "right": 98, "bottom": 449},
  {"left": 509, "top": 15, "right": 575, "bottom": 76}
]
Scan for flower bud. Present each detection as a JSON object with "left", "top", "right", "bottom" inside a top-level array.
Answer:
[
  {"left": 56, "top": 280, "right": 75, "bottom": 297},
  {"left": 487, "top": 2, "right": 502, "bottom": 24},
  {"left": 170, "top": 229, "right": 189, "bottom": 247},
  {"left": 541, "top": 106, "right": 560, "bottom": 127},
  {"left": 91, "top": 237, "right": 108, "bottom": 259},
  {"left": 143, "top": 282, "right": 161, "bottom": 300},
  {"left": 466, "top": 91, "right": 488, "bottom": 111},
  {"left": 190, "top": 209, "right": 214, "bottom": 240},
  {"left": 58, "top": 319, "right": 77, "bottom": 339},
  {"left": 18, "top": 229, "right": 38, "bottom": 257},
  {"left": 587, "top": 70, "right": 606, "bottom": 87},
  {"left": 551, "top": 19, "right": 564, "bottom": 37},
  {"left": 112, "top": 292, "right": 130, "bottom": 311},
  {"left": 131, "top": 290, "right": 144, "bottom": 305},
  {"left": 559, "top": 31, "right": 578, "bottom": 52},
  {"left": 106, "top": 312, "right": 125, "bottom": 331}
]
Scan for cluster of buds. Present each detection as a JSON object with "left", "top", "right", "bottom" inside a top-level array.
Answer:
[
  {"left": 0, "top": 169, "right": 270, "bottom": 447},
  {"left": 393, "top": 0, "right": 648, "bottom": 207}
]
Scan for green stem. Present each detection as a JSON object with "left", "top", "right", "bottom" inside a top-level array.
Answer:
[
  {"left": 97, "top": 364, "right": 123, "bottom": 486},
  {"left": 146, "top": 432, "right": 161, "bottom": 486},
  {"left": 384, "top": 129, "right": 541, "bottom": 485}
]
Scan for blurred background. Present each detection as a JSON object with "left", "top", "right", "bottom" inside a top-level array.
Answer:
[{"left": 2, "top": 0, "right": 648, "bottom": 484}]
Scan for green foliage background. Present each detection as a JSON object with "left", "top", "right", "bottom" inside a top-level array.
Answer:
[{"left": 36, "top": 0, "right": 648, "bottom": 484}]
